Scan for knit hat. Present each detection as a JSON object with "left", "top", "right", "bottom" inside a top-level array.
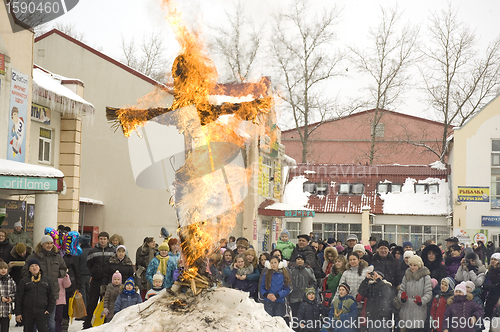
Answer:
[
  {"left": 112, "top": 270, "right": 122, "bottom": 283},
  {"left": 28, "top": 258, "right": 40, "bottom": 268},
  {"left": 408, "top": 255, "right": 423, "bottom": 268},
  {"left": 374, "top": 270, "right": 384, "bottom": 278},
  {"left": 441, "top": 277, "right": 455, "bottom": 292},
  {"left": 402, "top": 241, "right": 413, "bottom": 249},
  {"left": 403, "top": 251, "right": 414, "bottom": 259},
  {"left": 14, "top": 221, "right": 22, "bottom": 228},
  {"left": 465, "top": 252, "right": 478, "bottom": 262},
  {"left": 335, "top": 245, "right": 344, "bottom": 252},
  {"left": 305, "top": 287, "right": 315, "bottom": 297},
  {"left": 116, "top": 245, "right": 126, "bottom": 252},
  {"left": 465, "top": 281, "right": 475, "bottom": 291},
  {"left": 353, "top": 244, "right": 366, "bottom": 255},
  {"left": 327, "top": 237, "right": 336, "bottom": 244},
  {"left": 431, "top": 278, "right": 438, "bottom": 289},
  {"left": 168, "top": 238, "right": 178, "bottom": 247},
  {"left": 158, "top": 240, "right": 170, "bottom": 251},
  {"left": 450, "top": 243, "right": 461, "bottom": 252},
  {"left": 153, "top": 272, "right": 164, "bottom": 282},
  {"left": 346, "top": 234, "right": 358, "bottom": 242},
  {"left": 455, "top": 282, "right": 467, "bottom": 295},
  {"left": 377, "top": 240, "right": 390, "bottom": 249},
  {"left": 364, "top": 245, "right": 372, "bottom": 253},
  {"left": 124, "top": 277, "right": 135, "bottom": 288},
  {"left": 280, "top": 229, "right": 290, "bottom": 238},
  {"left": 492, "top": 253, "right": 500, "bottom": 261},
  {"left": 15, "top": 243, "right": 26, "bottom": 255},
  {"left": 296, "top": 253, "right": 305, "bottom": 261},
  {"left": 40, "top": 234, "right": 53, "bottom": 245},
  {"left": 338, "top": 283, "right": 350, "bottom": 293}
]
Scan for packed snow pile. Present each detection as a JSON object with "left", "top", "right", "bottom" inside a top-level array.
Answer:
[
  {"left": 266, "top": 175, "right": 313, "bottom": 211},
  {"left": 88, "top": 287, "right": 292, "bottom": 332}
]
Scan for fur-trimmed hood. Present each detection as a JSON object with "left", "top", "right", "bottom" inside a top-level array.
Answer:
[
  {"left": 405, "top": 266, "right": 430, "bottom": 281},
  {"left": 447, "top": 293, "right": 473, "bottom": 305},
  {"left": 422, "top": 245, "right": 443, "bottom": 265},
  {"left": 345, "top": 258, "right": 368, "bottom": 270},
  {"left": 119, "top": 285, "right": 139, "bottom": 292},
  {"left": 324, "top": 246, "right": 338, "bottom": 262},
  {"left": 33, "top": 242, "right": 58, "bottom": 255}
]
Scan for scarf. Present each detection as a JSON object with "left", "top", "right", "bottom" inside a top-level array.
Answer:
[
  {"left": 123, "top": 288, "right": 136, "bottom": 296},
  {"left": 0, "top": 274, "right": 8, "bottom": 281},
  {"left": 156, "top": 254, "right": 169, "bottom": 275},
  {"left": 31, "top": 273, "right": 41, "bottom": 283}
]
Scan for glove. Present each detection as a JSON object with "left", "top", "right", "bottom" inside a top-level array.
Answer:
[
  {"left": 100, "top": 308, "right": 109, "bottom": 318},
  {"left": 414, "top": 295, "right": 422, "bottom": 306},
  {"left": 401, "top": 291, "right": 407, "bottom": 303},
  {"left": 100, "top": 285, "right": 107, "bottom": 296},
  {"left": 356, "top": 294, "right": 364, "bottom": 302}
]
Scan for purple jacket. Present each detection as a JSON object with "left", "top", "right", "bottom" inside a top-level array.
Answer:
[
  {"left": 445, "top": 254, "right": 463, "bottom": 279},
  {"left": 443, "top": 294, "right": 483, "bottom": 332}
]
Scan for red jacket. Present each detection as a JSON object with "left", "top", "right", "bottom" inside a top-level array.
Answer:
[{"left": 430, "top": 291, "right": 453, "bottom": 332}]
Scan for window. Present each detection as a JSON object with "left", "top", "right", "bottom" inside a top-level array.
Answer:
[
  {"left": 286, "top": 222, "right": 300, "bottom": 244},
  {"left": 370, "top": 224, "right": 452, "bottom": 249},
  {"left": 316, "top": 183, "right": 328, "bottom": 195},
  {"left": 338, "top": 183, "right": 364, "bottom": 195},
  {"left": 492, "top": 140, "right": 500, "bottom": 208},
  {"left": 38, "top": 127, "right": 52, "bottom": 164},
  {"left": 303, "top": 182, "right": 316, "bottom": 194},
  {"left": 377, "top": 183, "right": 402, "bottom": 194},
  {"left": 414, "top": 183, "right": 439, "bottom": 194},
  {"left": 303, "top": 182, "right": 328, "bottom": 195},
  {"left": 371, "top": 122, "right": 385, "bottom": 138}
]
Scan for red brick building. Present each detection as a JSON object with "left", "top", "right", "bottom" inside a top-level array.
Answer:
[{"left": 281, "top": 109, "right": 448, "bottom": 164}]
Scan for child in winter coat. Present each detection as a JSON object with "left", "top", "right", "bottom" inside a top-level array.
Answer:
[
  {"left": 297, "top": 287, "right": 321, "bottom": 332},
  {"left": 146, "top": 272, "right": 165, "bottom": 299},
  {"left": 113, "top": 277, "right": 142, "bottom": 315},
  {"left": 0, "top": 261, "right": 16, "bottom": 332},
  {"left": 289, "top": 254, "right": 317, "bottom": 318},
  {"left": 102, "top": 270, "right": 122, "bottom": 322},
  {"left": 397, "top": 255, "right": 433, "bottom": 331},
  {"left": 464, "top": 281, "right": 483, "bottom": 309},
  {"left": 55, "top": 274, "right": 71, "bottom": 332},
  {"left": 227, "top": 254, "right": 258, "bottom": 297},
  {"left": 443, "top": 283, "right": 483, "bottom": 332},
  {"left": 323, "top": 283, "right": 357, "bottom": 332},
  {"left": 275, "top": 229, "right": 295, "bottom": 260},
  {"left": 260, "top": 256, "right": 291, "bottom": 317},
  {"left": 430, "top": 277, "right": 455, "bottom": 332}
]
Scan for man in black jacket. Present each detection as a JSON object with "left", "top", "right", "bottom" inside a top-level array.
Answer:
[
  {"left": 15, "top": 258, "right": 55, "bottom": 332},
  {"left": 372, "top": 240, "right": 402, "bottom": 288},
  {"left": 289, "top": 234, "right": 323, "bottom": 279},
  {"left": 83, "top": 232, "right": 115, "bottom": 329},
  {"left": 357, "top": 270, "right": 395, "bottom": 332}
]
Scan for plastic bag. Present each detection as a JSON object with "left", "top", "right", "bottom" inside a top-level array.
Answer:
[
  {"left": 69, "top": 291, "right": 87, "bottom": 320},
  {"left": 91, "top": 300, "right": 105, "bottom": 327}
]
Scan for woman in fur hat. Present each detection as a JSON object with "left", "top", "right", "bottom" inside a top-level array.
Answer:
[
  {"left": 397, "top": 255, "right": 433, "bottom": 331},
  {"left": 421, "top": 244, "right": 447, "bottom": 286},
  {"left": 455, "top": 252, "right": 487, "bottom": 287},
  {"left": 443, "top": 282, "right": 483, "bottom": 332},
  {"left": 483, "top": 253, "right": 500, "bottom": 318},
  {"left": 322, "top": 246, "right": 338, "bottom": 276}
]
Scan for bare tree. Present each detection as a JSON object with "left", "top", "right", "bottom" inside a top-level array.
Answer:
[
  {"left": 421, "top": 5, "right": 500, "bottom": 162},
  {"left": 349, "top": 6, "right": 419, "bottom": 164},
  {"left": 34, "top": 22, "right": 85, "bottom": 42},
  {"left": 270, "top": 0, "right": 344, "bottom": 163},
  {"left": 120, "top": 32, "right": 170, "bottom": 83},
  {"left": 208, "top": 1, "right": 262, "bottom": 83}
]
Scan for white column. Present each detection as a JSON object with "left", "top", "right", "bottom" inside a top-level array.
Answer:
[
  {"left": 34, "top": 193, "right": 58, "bottom": 244},
  {"left": 301, "top": 216, "right": 313, "bottom": 235},
  {"left": 361, "top": 206, "right": 371, "bottom": 245}
]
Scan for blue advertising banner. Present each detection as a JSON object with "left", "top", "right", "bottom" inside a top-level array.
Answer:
[
  {"left": 481, "top": 216, "right": 500, "bottom": 227},
  {"left": 7, "top": 69, "right": 29, "bottom": 162}
]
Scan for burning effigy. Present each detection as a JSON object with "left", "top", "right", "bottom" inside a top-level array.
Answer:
[{"left": 100, "top": 0, "right": 291, "bottom": 330}]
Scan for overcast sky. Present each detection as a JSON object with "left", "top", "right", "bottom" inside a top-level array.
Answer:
[{"left": 50, "top": 0, "right": 500, "bottom": 126}]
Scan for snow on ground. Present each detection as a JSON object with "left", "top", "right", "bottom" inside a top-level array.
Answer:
[
  {"left": 266, "top": 175, "right": 313, "bottom": 211},
  {"left": 380, "top": 177, "right": 451, "bottom": 215},
  {"left": 86, "top": 287, "right": 292, "bottom": 332}
]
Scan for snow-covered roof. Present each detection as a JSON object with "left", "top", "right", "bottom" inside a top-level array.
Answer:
[
  {"left": 32, "top": 66, "right": 95, "bottom": 115},
  {"left": 266, "top": 175, "right": 314, "bottom": 211},
  {"left": 0, "top": 158, "right": 64, "bottom": 178}
]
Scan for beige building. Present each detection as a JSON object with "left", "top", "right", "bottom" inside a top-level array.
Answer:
[{"left": 451, "top": 94, "right": 500, "bottom": 245}]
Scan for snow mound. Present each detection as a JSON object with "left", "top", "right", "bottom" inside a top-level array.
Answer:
[
  {"left": 87, "top": 287, "right": 292, "bottom": 332},
  {"left": 266, "top": 175, "right": 312, "bottom": 211},
  {"left": 429, "top": 160, "right": 447, "bottom": 170}
]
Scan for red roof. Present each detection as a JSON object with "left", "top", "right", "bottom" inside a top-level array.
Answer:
[{"left": 290, "top": 164, "right": 450, "bottom": 214}]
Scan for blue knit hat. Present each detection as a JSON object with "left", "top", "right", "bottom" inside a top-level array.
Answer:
[
  {"left": 441, "top": 277, "right": 455, "bottom": 292},
  {"left": 403, "top": 241, "right": 413, "bottom": 249},
  {"left": 280, "top": 229, "right": 290, "bottom": 238},
  {"left": 124, "top": 277, "right": 135, "bottom": 288}
]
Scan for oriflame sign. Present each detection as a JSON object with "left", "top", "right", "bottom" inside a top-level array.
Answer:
[
  {"left": 285, "top": 210, "right": 315, "bottom": 217},
  {"left": 0, "top": 176, "right": 58, "bottom": 191},
  {"left": 458, "top": 186, "right": 489, "bottom": 202}
]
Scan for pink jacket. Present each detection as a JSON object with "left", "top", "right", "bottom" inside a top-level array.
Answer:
[{"left": 57, "top": 274, "right": 71, "bottom": 305}]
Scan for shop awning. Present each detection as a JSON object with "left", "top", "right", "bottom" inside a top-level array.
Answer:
[
  {"left": 0, "top": 158, "right": 64, "bottom": 194},
  {"left": 79, "top": 197, "right": 104, "bottom": 205},
  {"left": 32, "top": 65, "right": 95, "bottom": 115}
]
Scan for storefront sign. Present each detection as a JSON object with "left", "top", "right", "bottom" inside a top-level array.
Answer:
[
  {"left": 454, "top": 228, "right": 488, "bottom": 244},
  {"left": 253, "top": 220, "right": 257, "bottom": 240},
  {"left": 457, "top": 186, "right": 489, "bottom": 202},
  {"left": 285, "top": 210, "right": 315, "bottom": 217},
  {"left": 7, "top": 69, "right": 29, "bottom": 162},
  {"left": 0, "top": 54, "right": 5, "bottom": 75},
  {"left": 0, "top": 176, "right": 58, "bottom": 191},
  {"left": 482, "top": 216, "right": 500, "bottom": 227},
  {"left": 31, "top": 104, "right": 51, "bottom": 124}
]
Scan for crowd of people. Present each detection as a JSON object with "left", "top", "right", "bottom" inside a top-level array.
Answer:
[
  {"left": 213, "top": 231, "right": 500, "bottom": 332},
  {"left": 0, "top": 222, "right": 499, "bottom": 332}
]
